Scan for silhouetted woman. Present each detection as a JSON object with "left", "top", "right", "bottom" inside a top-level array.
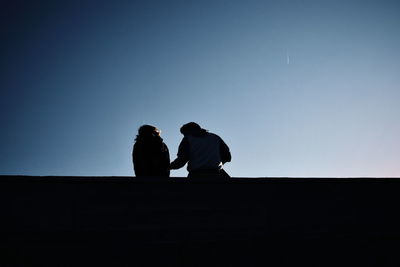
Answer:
[{"left": 132, "top": 125, "right": 170, "bottom": 177}]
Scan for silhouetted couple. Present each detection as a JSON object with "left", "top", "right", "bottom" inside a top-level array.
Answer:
[{"left": 132, "top": 122, "right": 231, "bottom": 179}]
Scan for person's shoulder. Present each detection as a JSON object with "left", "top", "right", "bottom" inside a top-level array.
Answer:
[
  {"left": 134, "top": 139, "right": 146, "bottom": 145},
  {"left": 133, "top": 141, "right": 140, "bottom": 148},
  {"left": 162, "top": 141, "right": 169, "bottom": 149},
  {"left": 208, "top": 132, "right": 221, "bottom": 139},
  {"left": 133, "top": 140, "right": 146, "bottom": 151},
  {"left": 178, "top": 136, "right": 190, "bottom": 147},
  {"left": 209, "top": 133, "right": 228, "bottom": 144}
]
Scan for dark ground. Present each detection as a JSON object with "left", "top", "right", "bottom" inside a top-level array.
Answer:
[{"left": 1, "top": 176, "right": 400, "bottom": 266}]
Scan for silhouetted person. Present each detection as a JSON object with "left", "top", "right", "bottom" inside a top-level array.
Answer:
[
  {"left": 170, "top": 122, "right": 231, "bottom": 179},
  {"left": 132, "top": 125, "right": 170, "bottom": 177}
]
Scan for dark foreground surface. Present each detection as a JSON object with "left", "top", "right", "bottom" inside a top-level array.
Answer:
[{"left": 1, "top": 176, "right": 400, "bottom": 266}]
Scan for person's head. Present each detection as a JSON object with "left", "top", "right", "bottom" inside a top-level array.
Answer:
[
  {"left": 136, "top": 125, "right": 161, "bottom": 140},
  {"left": 180, "top": 122, "right": 207, "bottom": 136}
]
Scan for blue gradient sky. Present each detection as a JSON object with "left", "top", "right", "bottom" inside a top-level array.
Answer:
[{"left": 1, "top": 0, "right": 399, "bottom": 177}]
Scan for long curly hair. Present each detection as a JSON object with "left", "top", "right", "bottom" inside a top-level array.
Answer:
[{"left": 135, "top": 125, "right": 162, "bottom": 142}]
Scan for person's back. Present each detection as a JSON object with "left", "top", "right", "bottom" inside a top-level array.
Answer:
[
  {"left": 170, "top": 122, "right": 231, "bottom": 178},
  {"left": 132, "top": 125, "right": 170, "bottom": 177},
  {"left": 185, "top": 133, "right": 224, "bottom": 171}
]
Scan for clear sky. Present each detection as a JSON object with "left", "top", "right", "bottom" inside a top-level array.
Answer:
[{"left": 1, "top": 0, "right": 399, "bottom": 177}]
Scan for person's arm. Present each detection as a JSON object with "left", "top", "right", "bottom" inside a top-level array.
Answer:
[
  {"left": 162, "top": 143, "right": 171, "bottom": 176},
  {"left": 170, "top": 137, "right": 190, "bottom": 169},
  {"left": 219, "top": 137, "right": 231, "bottom": 164}
]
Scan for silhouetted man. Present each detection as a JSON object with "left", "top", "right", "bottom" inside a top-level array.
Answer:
[
  {"left": 132, "top": 125, "right": 170, "bottom": 177},
  {"left": 170, "top": 122, "right": 231, "bottom": 179}
]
